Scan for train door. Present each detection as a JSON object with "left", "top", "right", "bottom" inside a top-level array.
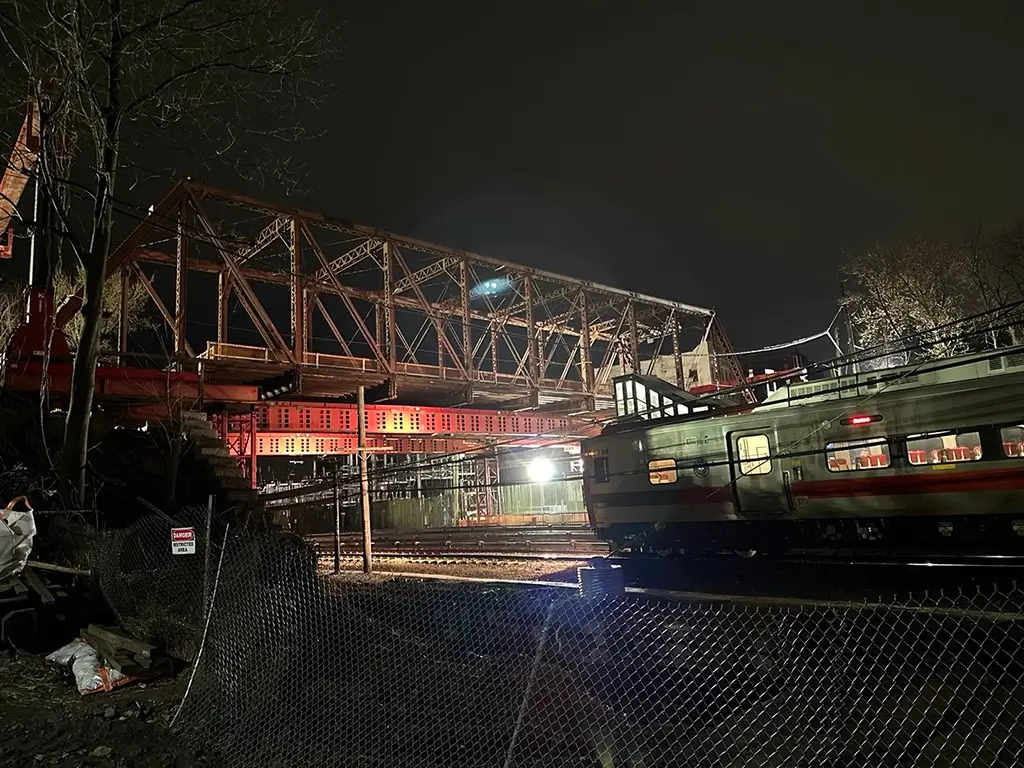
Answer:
[{"left": 728, "top": 429, "right": 788, "bottom": 514}]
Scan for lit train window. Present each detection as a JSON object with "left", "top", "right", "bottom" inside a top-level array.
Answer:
[
  {"left": 647, "top": 460, "right": 679, "bottom": 483},
  {"left": 1000, "top": 426, "right": 1024, "bottom": 458},
  {"left": 737, "top": 434, "right": 772, "bottom": 475},
  {"left": 648, "top": 459, "right": 678, "bottom": 484},
  {"left": 826, "top": 438, "right": 890, "bottom": 472},
  {"left": 906, "top": 431, "right": 981, "bottom": 464}
]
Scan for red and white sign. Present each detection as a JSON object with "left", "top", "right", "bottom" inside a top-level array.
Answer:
[{"left": 171, "top": 527, "right": 196, "bottom": 555}]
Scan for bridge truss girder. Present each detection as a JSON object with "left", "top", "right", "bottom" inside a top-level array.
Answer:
[{"left": 55, "top": 181, "right": 745, "bottom": 410}]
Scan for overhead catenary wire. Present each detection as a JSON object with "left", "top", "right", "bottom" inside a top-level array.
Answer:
[
  {"left": 315, "top": 321, "right": 1024, "bottom": 504},
  {"left": 324, "top": 300, "right": 1024, "bottom": 492}
]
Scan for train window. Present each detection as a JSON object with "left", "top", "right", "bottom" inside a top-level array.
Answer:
[
  {"left": 826, "top": 438, "right": 890, "bottom": 472},
  {"left": 737, "top": 434, "right": 772, "bottom": 475},
  {"left": 648, "top": 459, "right": 677, "bottom": 484},
  {"left": 1000, "top": 426, "right": 1024, "bottom": 458},
  {"left": 593, "top": 456, "right": 610, "bottom": 483},
  {"left": 906, "top": 431, "right": 982, "bottom": 464}
]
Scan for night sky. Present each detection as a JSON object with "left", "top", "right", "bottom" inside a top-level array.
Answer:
[{"left": 285, "top": 0, "right": 1024, "bottom": 352}]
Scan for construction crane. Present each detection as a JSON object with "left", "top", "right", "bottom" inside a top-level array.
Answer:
[
  {"left": 0, "top": 98, "right": 71, "bottom": 363},
  {"left": 0, "top": 100, "right": 39, "bottom": 260}
]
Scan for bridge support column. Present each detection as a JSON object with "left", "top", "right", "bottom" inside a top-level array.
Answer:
[
  {"left": 462, "top": 454, "right": 499, "bottom": 520},
  {"left": 290, "top": 217, "right": 305, "bottom": 362},
  {"left": 579, "top": 291, "right": 595, "bottom": 410},
  {"left": 174, "top": 200, "right": 189, "bottom": 358},
  {"left": 671, "top": 312, "right": 685, "bottom": 389}
]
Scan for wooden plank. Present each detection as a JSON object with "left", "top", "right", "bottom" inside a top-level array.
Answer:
[
  {"left": 81, "top": 629, "right": 147, "bottom": 675},
  {"left": 26, "top": 560, "right": 91, "bottom": 576},
  {"left": 20, "top": 568, "right": 54, "bottom": 604},
  {"left": 80, "top": 629, "right": 120, "bottom": 664},
  {"left": 86, "top": 624, "right": 157, "bottom": 658}
]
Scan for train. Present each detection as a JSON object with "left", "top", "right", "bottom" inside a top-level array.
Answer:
[{"left": 581, "top": 345, "right": 1024, "bottom": 556}]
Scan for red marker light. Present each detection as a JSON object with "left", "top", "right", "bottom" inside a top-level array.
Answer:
[{"left": 842, "top": 414, "right": 883, "bottom": 426}]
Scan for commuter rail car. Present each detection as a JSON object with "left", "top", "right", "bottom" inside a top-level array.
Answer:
[{"left": 581, "top": 347, "right": 1024, "bottom": 556}]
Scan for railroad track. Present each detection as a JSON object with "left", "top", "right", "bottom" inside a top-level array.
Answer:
[
  {"left": 319, "top": 551, "right": 596, "bottom": 565},
  {"left": 308, "top": 526, "right": 608, "bottom": 557}
]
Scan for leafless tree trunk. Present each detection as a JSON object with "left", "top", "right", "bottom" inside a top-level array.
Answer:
[
  {"left": 59, "top": 4, "right": 122, "bottom": 501},
  {"left": 0, "top": 0, "right": 333, "bottom": 505}
]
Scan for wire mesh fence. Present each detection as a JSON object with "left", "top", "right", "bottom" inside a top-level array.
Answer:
[{"left": 94, "top": 510, "right": 1024, "bottom": 767}]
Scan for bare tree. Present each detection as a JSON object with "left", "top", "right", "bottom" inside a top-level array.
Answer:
[
  {"left": 842, "top": 227, "right": 1024, "bottom": 370},
  {"left": 980, "top": 221, "right": 1024, "bottom": 344},
  {"left": 841, "top": 238, "right": 975, "bottom": 368},
  {"left": 0, "top": 0, "right": 332, "bottom": 502},
  {"left": 0, "top": 281, "right": 23, "bottom": 346},
  {"left": 0, "top": 266, "right": 148, "bottom": 350}
]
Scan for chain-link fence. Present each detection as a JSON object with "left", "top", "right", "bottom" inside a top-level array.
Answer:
[{"left": 94, "top": 511, "right": 1024, "bottom": 767}]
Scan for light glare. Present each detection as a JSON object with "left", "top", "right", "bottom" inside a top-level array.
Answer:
[{"left": 526, "top": 456, "right": 555, "bottom": 483}]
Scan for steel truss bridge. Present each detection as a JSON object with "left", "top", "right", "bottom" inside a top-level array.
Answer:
[{"left": 8, "top": 181, "right": 744, "bottom": 462}]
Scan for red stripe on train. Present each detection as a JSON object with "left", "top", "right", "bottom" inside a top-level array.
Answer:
[{"left": 790, "top": 466, "right": 1024, "bottom": 498}]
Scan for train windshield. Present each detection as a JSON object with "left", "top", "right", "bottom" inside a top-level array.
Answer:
[{"left": 612, "top": 373, "right": 727, "bottom": 422}]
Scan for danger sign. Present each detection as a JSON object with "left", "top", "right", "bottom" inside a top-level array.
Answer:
[{"left": 171, "top": 527, "right": 196, "bottom": 555}]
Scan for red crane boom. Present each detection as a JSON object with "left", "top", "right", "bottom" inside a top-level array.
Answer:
[{"left": 0, "top": 101, "right": 39, "bottom": 259}]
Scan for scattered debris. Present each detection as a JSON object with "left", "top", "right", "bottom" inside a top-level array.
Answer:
[
  {"left": 0, "top": 495, "right": 35, "bottom": 581},
  {"left": 79, "top": 624, "right": 173, "bottom": 677},
  {"left": 0, "top": 498, "right": 85, "bottom": 648},
  {"left": 46, "top": 626, "right": 172, "bottom": 695},
  {"left": 90, "top": 745, "right": 112, "bottom": 757}
]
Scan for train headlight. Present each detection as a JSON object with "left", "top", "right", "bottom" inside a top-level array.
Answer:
[{"left": 527, "top": 456, "right": 555, "bottom": 484}]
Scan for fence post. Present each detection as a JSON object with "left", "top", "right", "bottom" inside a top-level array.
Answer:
[
  {"left": 333, "top": 462, "right": 341, "bottom": 574},
  {"left": 358, "top": 385, "right": 372, "bottom": 574},
  {"left": 503, "top": 601, "right": 556, "bottom": 768},
  {"left": 202, "top": 493, "right": 214, "bottom": 620}
]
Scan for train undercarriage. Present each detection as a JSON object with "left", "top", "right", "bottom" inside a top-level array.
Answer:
[{"left": 602, "top": 512, "right": 1024, "bottom": 559}]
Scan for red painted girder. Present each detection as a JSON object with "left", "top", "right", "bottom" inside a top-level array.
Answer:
[
  {"left": 248, "top": 433, "right": 486, "bottom": 456},
  {"left": 4, "top": 361, "right": 258, "bottom": 403},
  {"left": 239, "top": 432, "right": 579, "bottom": 457},
  {"left": 255, "top": 401, "right": 599, "bottom": 438}
]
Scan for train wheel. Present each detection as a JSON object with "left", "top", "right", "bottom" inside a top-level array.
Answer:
[
  {"left": 654, "top": 546, "right": 676, "bottom": 558},
  {"left": 733, "top": 549, "right": 758, "bottom": 559}
]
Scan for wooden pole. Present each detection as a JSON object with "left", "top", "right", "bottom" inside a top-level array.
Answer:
[
  {"left": 358, "top": 385, "right": 372, "bottom": 573},
  {"left": 202, "top": 494, "right": 214, "bottom": 619},
  {"left": 333, "top": 462, "right": 342, "bottom": 574}
]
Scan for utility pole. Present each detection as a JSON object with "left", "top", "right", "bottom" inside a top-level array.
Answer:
[
  {"left": 839, "top": 281, "right": 860, "bottom": 375},
  {"left": 358, "top": 385, "right": 372, "bottom": 573},
  {"left": 332, "top": 460, "right": 341, "bottom": 575}
]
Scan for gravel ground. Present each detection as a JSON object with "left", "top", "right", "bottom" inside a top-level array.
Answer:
[{"left": 0, "top": 650, "right": 221, "bottom": 767}]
